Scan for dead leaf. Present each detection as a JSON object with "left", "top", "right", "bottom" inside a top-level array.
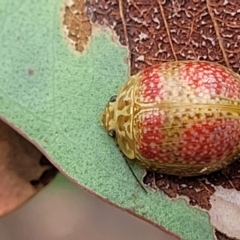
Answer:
[
  {"left": 90, "top": 0, "right": 240, "bottom": 74},
  {"left": 63, "top": 0, "right": 92, "bottom": 52},
  {"left": 215, "top": 229, "right": 238, "bottom": 240},
  {"left": 0, "top": 119, "right": 58, "bottom": 217}
]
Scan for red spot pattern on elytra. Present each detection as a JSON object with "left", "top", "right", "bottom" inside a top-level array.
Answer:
[
  {"left": 139, "top": 65, "right": 164, "bottom": 102},
  {"left": 137, "top": 112, "right": 167, "bottom": 161},
  {"left": 179, "top": 118, "right": 240, "bottom": 163},
  {"left": 181, "top": 62, "right": 240, "bottom": 99}
]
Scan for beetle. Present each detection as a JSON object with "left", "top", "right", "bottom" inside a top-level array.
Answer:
[{"left": 101, "top": 61, "right": 240, "bottom": 176}]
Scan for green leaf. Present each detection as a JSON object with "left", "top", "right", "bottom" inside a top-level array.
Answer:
[{"left": 0, "top": 1, "right": 214, "bottom": 239}]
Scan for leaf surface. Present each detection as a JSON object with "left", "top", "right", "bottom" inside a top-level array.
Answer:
[{"left": 1, "top": 1, "right": 240, "bottom": 239}]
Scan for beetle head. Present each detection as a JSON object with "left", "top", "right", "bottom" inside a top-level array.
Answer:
[
  {"left": 101, "top": 93, "right": 135, "bottom": 159},
  {"left": 101, "top": 95, "right": 117, "bottom": 134}
]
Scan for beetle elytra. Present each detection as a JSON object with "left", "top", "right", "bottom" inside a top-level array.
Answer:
[{"left": 101, "top": 61, "right": 240, "bottom": 176}]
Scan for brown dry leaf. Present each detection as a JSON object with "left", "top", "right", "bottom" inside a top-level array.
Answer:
[
  {"left": 85, "top": 1, "right": 240, "bottom": 239},
  {"left": 0, "top": 119, "right": 58, "bottom": 217},
  {"left": 215, "top": 229, "right": 238, "bottom": 240},
  {"left": 63, "top": 0, "right": 92, "bottom": 52},
  {"left": 90, "top": 0, "right": 240, "bottom": 74}
]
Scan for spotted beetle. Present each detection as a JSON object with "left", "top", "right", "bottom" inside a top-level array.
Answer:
[{"left": 101, "top": 61, "right": 240, "bottom": 176}]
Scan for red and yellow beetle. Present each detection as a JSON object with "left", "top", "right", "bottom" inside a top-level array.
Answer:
[{"left": 101, "top": 61, "right": 240, "bottom": 176}]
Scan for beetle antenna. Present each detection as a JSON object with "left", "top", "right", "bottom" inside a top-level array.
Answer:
[{"left": 123, "top": 156, "right": 147, "bottom": 193}]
